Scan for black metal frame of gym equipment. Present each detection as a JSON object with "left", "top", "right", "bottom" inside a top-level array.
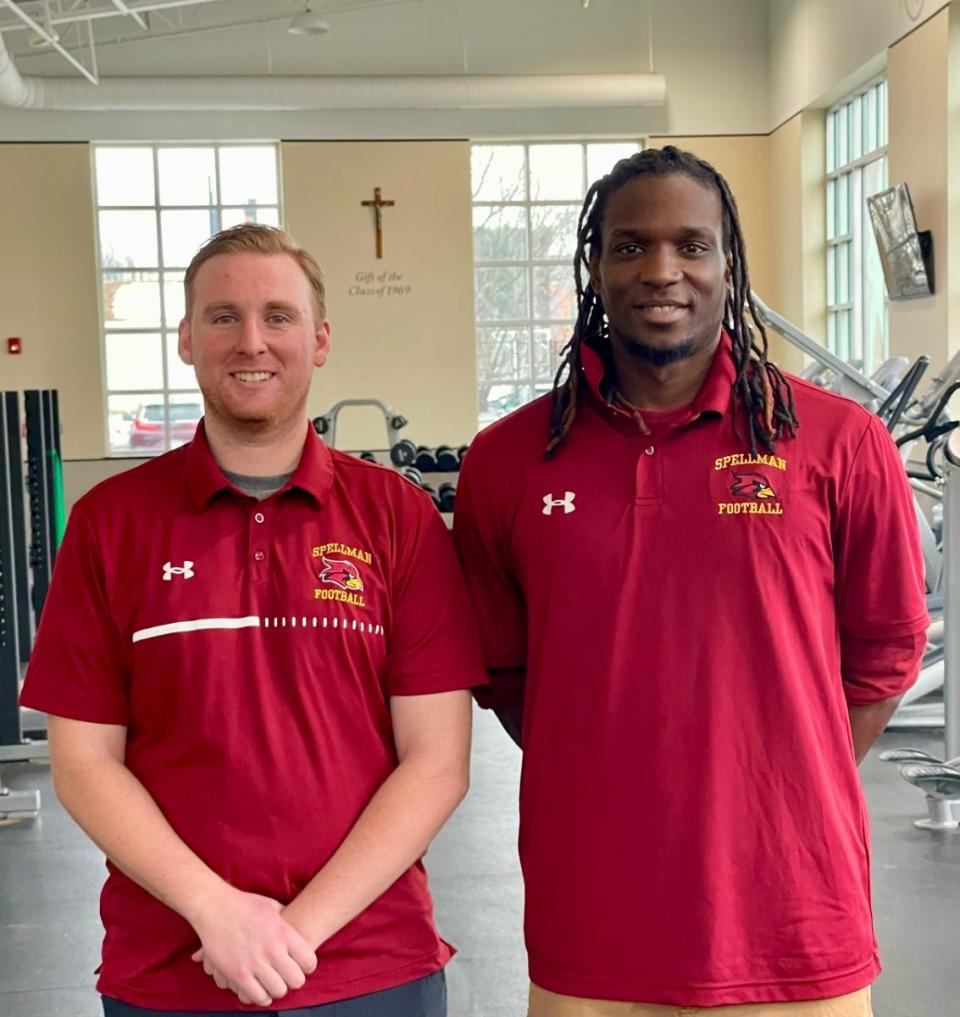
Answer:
[{"left": 0, "top": 390, "right": 61, "bottom": 819}]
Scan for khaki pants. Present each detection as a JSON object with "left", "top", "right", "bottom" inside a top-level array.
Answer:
[{"left": 527, "top": 984, "right": 872, "bottom": 1017}]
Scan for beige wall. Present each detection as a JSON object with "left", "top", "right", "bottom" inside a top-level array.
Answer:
[
  {"left": 0, "top": 144, "right": 104, "bottom": 459},
  {"left": 769, "top": 0, "right": 952, "bottom": 126},
  {"left": 887, "top": 7, "right": 951, "bottom": 370},
  {"left": 768, "top": 111, "right": 826, "bottom": 374},
  {"left": 282, "top": 141, "right": 476, "bottom": 451}
]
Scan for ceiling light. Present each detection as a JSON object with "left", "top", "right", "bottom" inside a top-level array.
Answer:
[
  {"left": 27, "top": 26, "right": 59, "bottom": 49},
  {"left": 27, "top": 1, "right": 59, "bottom": 49},
  {"left": 288, "top": 3, "right": 330, "bottom": 35}
]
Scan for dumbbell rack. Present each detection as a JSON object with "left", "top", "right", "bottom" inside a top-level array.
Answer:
[
  {"left": 312, "top": 399, "right": 408, "bottom": 454},
  {"left": 0, "top": 390, "right": 60, "bottom": 819}
]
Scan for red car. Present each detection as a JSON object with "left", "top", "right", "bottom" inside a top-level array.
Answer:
[{"left": 128, "top": 401, "right": 202, "bottom": 450}]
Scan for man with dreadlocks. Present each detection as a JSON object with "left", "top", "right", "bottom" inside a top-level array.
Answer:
[{"left": 454, "top": 147, "right": 927, "bottom": 1017}]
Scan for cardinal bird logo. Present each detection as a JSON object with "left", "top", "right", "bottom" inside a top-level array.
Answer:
[
  {"left": 318, "top": 556, "right": 364, "bottom": 591},
  {"left": 730, "top": 472, "right": 777, "bottom": 500}
]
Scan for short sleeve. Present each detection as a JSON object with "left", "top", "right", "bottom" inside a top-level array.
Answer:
[
  {"left": 453, "top": 444, "right": 527, "bottom": 709},
  {"left": 840, "top": 631, "right": 927, "bottom": 706},
  {"left": 833, "top": 414, "right": 929, "bottom": 642},
  {"left": 384, "top": 495, "right": 488, "bottom": 696},
  {"left": 19, "top": 505, "right": 130, "bottom": 724}
]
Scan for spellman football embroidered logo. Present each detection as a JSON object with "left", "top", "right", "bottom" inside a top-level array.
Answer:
[
  {"left": 311, "top": 541, "right": 372, "bottom": 607},
  {"left": 713, "top": 453, "right": 786, "bottom": 517}
]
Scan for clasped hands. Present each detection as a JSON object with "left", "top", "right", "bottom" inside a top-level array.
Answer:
[{"left": 190, "top": 888, "right": 319, "bottom": 1008}]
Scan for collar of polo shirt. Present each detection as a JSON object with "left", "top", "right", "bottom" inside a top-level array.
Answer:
[
  {"left": 580, "top": 329, "right": 737, "bottom": 425},
  {"left": 184, "top": 419, "right": 334, "bottom": 508}
]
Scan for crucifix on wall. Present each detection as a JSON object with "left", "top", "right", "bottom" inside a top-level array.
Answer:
[{"left": 361, "top": 187, "right": 395, "bottom": 259}]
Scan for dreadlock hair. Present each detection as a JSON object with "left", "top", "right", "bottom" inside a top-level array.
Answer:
[{"left": 546, "top": 145, "right": 798, "bottom": 457}]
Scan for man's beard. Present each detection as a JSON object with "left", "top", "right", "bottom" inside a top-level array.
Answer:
[{"left": 620, "top": 336, "right": 697, "bottom": 366}]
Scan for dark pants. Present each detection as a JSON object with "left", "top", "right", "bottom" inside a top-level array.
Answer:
[{"left": 102, "top": 970, "right": 447, "bottom": 1017}]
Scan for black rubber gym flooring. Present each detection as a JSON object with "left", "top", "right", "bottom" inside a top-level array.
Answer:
[{"left": 0, "top": 711, "right": 956, "bottom": 1017}]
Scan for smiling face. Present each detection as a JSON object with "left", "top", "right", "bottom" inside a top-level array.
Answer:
[
  {"left": 589, "top": 172, "right": 731, "bottom": 366},
  {"left": 178, "top": 251, "right": 330, "bottom": 438}
]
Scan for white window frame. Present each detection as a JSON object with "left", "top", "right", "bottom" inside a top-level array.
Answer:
[
  {"left": 92, "top": 142, "right": 283, "bottom": 456},
  {"left": 471, "top": 140, "right": 642, "bottom": 425},
  {"left": 826, "top": 77, "right": 888, "bottom": 371}
]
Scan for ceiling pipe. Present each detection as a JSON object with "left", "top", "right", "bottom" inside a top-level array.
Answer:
[{"left": 0, "top": 35, "right": 665, "bottom": 112}]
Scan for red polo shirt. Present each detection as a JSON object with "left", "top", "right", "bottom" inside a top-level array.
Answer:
[
  {"left": 21, "top": 422, "right": 486, "bottom": 1011},
  {"left": 454, "top": 335, "right": 928, "bottom": 1006}
]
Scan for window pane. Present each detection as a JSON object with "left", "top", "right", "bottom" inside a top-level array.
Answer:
[
  {"left": 166, "top": 333, "right": 197, "bottom": 390},
  {"left": 534, "top": 325, "right": 572, "bottom": 383},
  {"left": 103, "top": 271, "right": 161, "bottom": 329},
  {"left": 161, "top": 209, "right": 217, "bottom": 268},
  {"left": 826, "top": 179, "right": 836, "bottom": 241},
  {"left": 478, "top": 383, "right": 532, "bottom": 424},
  {"left": 878, "top": 81, "right": 888, "bottom": 147},
  {"left": 471, "top": 145, "right": 526, "bottom": 201},
  {"left": 863, "top": 87, "right": 877, "bottom": 154},
  {"left": 168, "top": 393, "right": 204, "bottom": 450},
  {"left": 530, "top": 205, "right": 579, "bottom": 260},
  {"left": 533, "top": 265, "right": 577, "bottom": 320},
  {"left": 218, "top": 146, "right": 279, "bottom": 206},
  {"left": 163, "top": 271, "right": 186, "bottom": 325},
  {"left": 109, "top": 392, "right": 159, "bottom": 455},
  {"left": 827, "top": 247, "right": 836, "bottom": 306},
  {"left": 849, "top": 95, "right": 862, "bottom": 162},
  {"left": 837, "top": 104, "right": 849, "bottom": 166},
  {"left": 220, "top": 206, "right": 280, "bottom": 229},
  {"left": 837, "top": 175, "right": 850, "bottom": 236},
  {"left": 826, "top": 112, "right": 837, "bottom": 173},
  {"left": 105, "top": 333, "right": 163, "bottom": 391},
  {"left": 95, "top": 148, "right": 155, "bottom": 206},
  {"left": 827, "top": 312, "right": 837, "bottom": 353},
  {"left": 476, "top": 326, "right": 531, "bottom": 382},
  {"left": 473, "top": 205, "right": 528, "bottom": 262},
  {"left": 838, "top": 242, "right": 851, "bottom": 304},
  {"left": 99, "top": 210, "right": 158, "bottom": 268},
  {"left": 839, "top": 309, "right": 852, "bottom": 360},
  {"left": 529, "top": 144, "right": 584, "bottom": 200},
  {"left": 587, "top": 143, "right": 639, "bottom": 184},
  {"left": 158, "top": 147, "right": 217, "bottom": 206},
  {"left": 475, "top": 267, "right": 529, "bottom": 320}
]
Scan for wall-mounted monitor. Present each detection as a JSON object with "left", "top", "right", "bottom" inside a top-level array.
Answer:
[{"left": 866, "top": 182, "right": 933, "bottom": 300}]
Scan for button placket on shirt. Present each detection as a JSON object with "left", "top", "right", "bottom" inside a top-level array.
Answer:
[
  {"left": 634, "top": 440, "right": 664, "bottom": 506},
  {"left": 250, "top": 506, "right": 268, "bottom": 575}
]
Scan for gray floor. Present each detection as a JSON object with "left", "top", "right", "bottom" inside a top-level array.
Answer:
[{"left": 1, "top": 712, "right": 958, "bottom": 1017}]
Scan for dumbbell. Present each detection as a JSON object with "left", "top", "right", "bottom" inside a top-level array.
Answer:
[
  {"left": 421, "top": 483, "right": 442, "bottom": 511},
  {"left": 438, "top": 482, "right": 456, "bottom": 512},
  {"left": 390, "top": 438, "right": 417, "bottom": 467},
  {"left": 401, "top": 466, "right": 424, "bottom": 486},
  {"left": 435, "top": 445, "right": 460, "bottom": 472},
  {"left": 457, "top": 444, "right": 469, "bottom": 465},
  {"left": 415, "top": 445, "right": 438, "bottom": 472},
  {"left": 358, "top": 451, "right": 377, "bottom": 464}
]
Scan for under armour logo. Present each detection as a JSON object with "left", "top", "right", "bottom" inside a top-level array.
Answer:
[
  {"left": 542, "top": 492, "right": 576, "bottom": 516},
  {"left": 162, "top": 561, "right": 195, "bottom": 581}
]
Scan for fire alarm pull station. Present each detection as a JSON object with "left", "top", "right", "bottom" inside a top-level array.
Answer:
[{"left": 7, "top": 337, "right": 22, "bottom": 355}]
